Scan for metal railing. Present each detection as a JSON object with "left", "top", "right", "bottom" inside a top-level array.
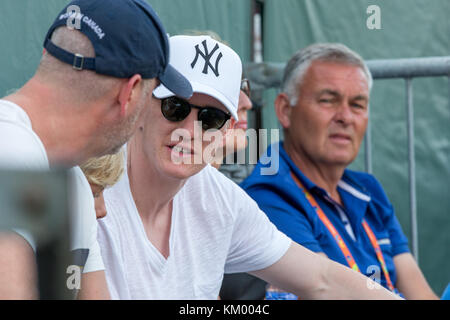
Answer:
[{"left": 245, "top": 56, "right": 450, "bottom": 261}]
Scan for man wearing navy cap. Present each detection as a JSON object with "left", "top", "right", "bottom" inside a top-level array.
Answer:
[
  {"left": 0, "top": 0, "right": 191, "bottom": 299},
  {"left": 241, "top": 43, "right": 437, "bottom": 299}
]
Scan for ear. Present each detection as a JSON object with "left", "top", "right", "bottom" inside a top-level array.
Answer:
[
  {"left": 274, "top": 92, "right": 292, "bottom": 129},
  {"left": 118, "top": 74, "right": 143, "bottom": 117}
]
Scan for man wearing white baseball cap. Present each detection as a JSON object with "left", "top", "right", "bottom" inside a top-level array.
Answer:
[{"left": 97, "top": 35, "right": 401, "bottom": 300}]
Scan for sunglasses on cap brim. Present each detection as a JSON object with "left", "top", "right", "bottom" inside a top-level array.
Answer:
[{"left": 161, "top": 96, "right": 231, "bottom": 131}]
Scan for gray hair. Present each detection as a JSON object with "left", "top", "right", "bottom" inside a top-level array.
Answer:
[{"left": 280, "top": 43, "right": 373, "bottom": 105}]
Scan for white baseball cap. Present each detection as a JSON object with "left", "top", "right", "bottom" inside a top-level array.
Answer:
[{"left": 153, "top": 35, "right": 242, "bottom": 120}]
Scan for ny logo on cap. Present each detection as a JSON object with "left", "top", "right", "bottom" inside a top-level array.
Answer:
[{"left": 191, "top": 40, "right": 223, "bottom": 77}]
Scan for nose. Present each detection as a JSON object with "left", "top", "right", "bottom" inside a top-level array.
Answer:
[
  {"left": 168, "top": 107, "right": 202, "bottom": 154},
  {"left": 94, "top": 193, "right": 107, "bottom": 219},
  {"left": 179, "top": 107, "right": 203, "bottom": 140},
  {"left": 238, "top": 91, "right": 253, "bottom": 112},
  {"left": 334, "top": 101, "right": 354, "bottom": 125}
]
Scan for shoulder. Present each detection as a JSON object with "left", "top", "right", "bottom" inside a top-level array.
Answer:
[
  {"left": 68, "top": 166, "right": 97, "bottom": 236},
  {"left": 0, "top": 100, "right": 48, "bottom": 169},
  {"left": 70, "top": 166, "right": 91, "bottom": 190},
  {"left": 342, "top": 169, "right": 390, "bottom": 204},
  {"left": 69, "top": 166, "right": 95, "bottom": 205},
  {"left": 188, "top": 164, "right": 244, "bottom": 196},
  {"left": 68, "top": 167, "right": 105, "bottom": 272},
  {"left": 342, "top": 169, "right": 398, "bottom": 229},
  {"left": 183, "top": 165, "right": 262, "bottom": 221},
  {"left": 188, "top": 165, "right": 250, "bottom": 206},
  {"left": 240, "top": 148, "right": 296, "bottom": 212},
  {"left": 241, "top": 149, "right": 291, "bottom": 191},
  {"left": 343, "top": 169, "right": 379, "bottom": 187}
]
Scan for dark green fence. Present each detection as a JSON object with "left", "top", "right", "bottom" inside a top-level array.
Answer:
[{"left": 0, "top": 0, "right": 448, "bottom": 296}]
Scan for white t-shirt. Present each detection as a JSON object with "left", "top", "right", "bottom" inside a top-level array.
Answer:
[
  {"left": 0, "top": 99, "right": 104, "bottom": 273},
  {"left": 98, "top": 160, "right": 292, "bottom": 300}
]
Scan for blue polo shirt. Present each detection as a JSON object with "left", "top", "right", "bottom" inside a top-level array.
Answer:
[{"left": 241, "top": 142, "right": 410, "bottom": 292}]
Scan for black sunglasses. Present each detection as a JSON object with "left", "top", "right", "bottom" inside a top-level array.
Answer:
[{"left": 161, "top": 97, "right": 231, "bottom": 131}]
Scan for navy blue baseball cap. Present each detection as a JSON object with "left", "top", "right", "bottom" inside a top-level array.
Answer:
[{"left": 43, "top": 0, "right": 192, "bottom": 99}]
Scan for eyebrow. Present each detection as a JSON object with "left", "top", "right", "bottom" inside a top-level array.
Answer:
[
  {"left": 317, "top": 89, "right": 368, "bottom": 102},
  {"left": 352, "top": 95, "right": 369, "bottom": 102},
  {"left": 317, "top": 89, "right": 340, "bottom": 97}
]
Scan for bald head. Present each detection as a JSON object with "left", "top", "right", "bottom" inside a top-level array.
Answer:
[{"left": 35, "top": 27, "right": 121, "bottom": 104}]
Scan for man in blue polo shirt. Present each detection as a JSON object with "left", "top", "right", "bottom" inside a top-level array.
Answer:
[{"left": 241, "top": 43, "right": 437, "bottom": 299}]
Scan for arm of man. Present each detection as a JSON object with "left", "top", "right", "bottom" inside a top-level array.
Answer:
[
  {"left": 78, "top": 270, "right": 110, "bottom": 300},
  {"left": 0, "top": 232, "right": 38, "bottom": 299},
  {"left": 251, "top": 241, "right": 402, "bottom": 300},
  {"left": 70, "top": 167, "right": 110, "bottom": 299},
  {"left": 394, "top": 252, "right": 438, "bottom": 299}
]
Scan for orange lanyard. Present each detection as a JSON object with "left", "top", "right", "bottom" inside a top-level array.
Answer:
[
  {"left": 291, "top": 172, "right": 395, "bottom": 291},
  {"left": 361, "top": 220, "right": 395, "bottom": 291}
]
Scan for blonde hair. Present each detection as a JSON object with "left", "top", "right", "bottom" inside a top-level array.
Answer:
[
  {"left": 182, "top": 29, "right": 229, "bottom": 46},
  {"left": 80, "top": 149, "right": 125, "bottom": 189}
]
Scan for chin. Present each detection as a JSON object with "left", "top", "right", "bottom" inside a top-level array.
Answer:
[
  {"left": 109, "top": 144, "right": 125, "bottom": 155},
  {"left": 326, "top": 154, "right": 355, "bottom": 166},
  {"left": 162, "top": 162, "right": 206, "bottom": 180},
  {"left": 98, "top": 144, "right": 122, "bottom": 158}
]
